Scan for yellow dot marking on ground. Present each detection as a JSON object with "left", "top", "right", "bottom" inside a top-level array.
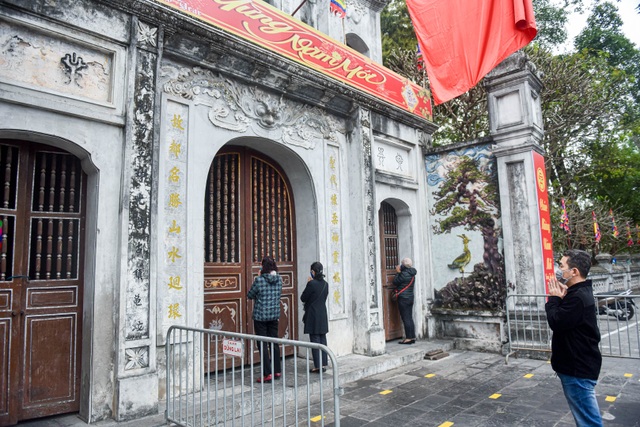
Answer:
[
  {"left": 310, "top": 415, "right": 323, "bottom": 422},
  {"left": 605, "top": 396, "right": 616, "bottom": 402},
  {"left": 379, "top": 389, "right": 393, "bottom": 395},
  {"left": 624, "top": 373, "right": 633, "bottom": 378},
  {"left": 438, "top": 422, "right": 454, "bottom": 427},
  {"left": 489, "top": 393, "right": 502, "bottom": 399},
  {"left": 425, "top": 373, "right": 436, "bottom": 378},
  {"left": 523, "top": 374, "right": 534, "bottom": 378}
]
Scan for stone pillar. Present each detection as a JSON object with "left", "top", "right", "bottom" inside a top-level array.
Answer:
[
  {"left": 114, "top": 17, "right": 160, "bottom": 420},
  {"left": 347, "top": 108, "right": 385, "bottom": 356},
  {"left": 484, "top": 52, "right": 546, "bottom": 297}
]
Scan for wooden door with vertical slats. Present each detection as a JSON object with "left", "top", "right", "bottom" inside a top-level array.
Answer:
[
  {"left": 0, "top": 141, "right": 85, "bottom": 426},
  {"left": 204, "top": 147, "right": 297, "bottom": 368},
  {"left": 379, "top": 202, "right": 403, "bottom": 340}
]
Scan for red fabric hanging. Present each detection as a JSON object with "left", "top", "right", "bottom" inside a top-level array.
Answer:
[{"left": 406, "top": 0, "right": 537, "bottom": 105}]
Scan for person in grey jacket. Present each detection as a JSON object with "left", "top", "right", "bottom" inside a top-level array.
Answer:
[
  {"left": 301, "top": 261, "right": 329, "bottom": 372},
  {"left": 392, "top": 257, "right": 417, "bottom": 344}
]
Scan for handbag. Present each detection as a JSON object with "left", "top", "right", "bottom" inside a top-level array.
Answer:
[{"left": 391, "top": 277, "right": 414, "bottom": 302}]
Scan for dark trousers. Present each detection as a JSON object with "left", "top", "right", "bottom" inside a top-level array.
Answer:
[
  {"left": 397, "top": 298, "right": 415, "bottom": 339},
  {"left": 254, "top": 319, "right": 281, "bottom": 376},
  {"left": 309, "top": 334, "right": 328, "bottom": 369}
]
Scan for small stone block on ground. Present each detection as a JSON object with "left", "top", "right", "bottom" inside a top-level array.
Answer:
[{"left": 424, "top": 349, "right": 449, "bottom": 360}]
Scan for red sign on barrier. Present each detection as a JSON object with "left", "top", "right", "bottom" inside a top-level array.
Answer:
[
  {"left": 155, "top": 0, "right": 433, "bottom": 120},
  {"left": 222, "top": 338, "right": 243, "bottom": 358}
]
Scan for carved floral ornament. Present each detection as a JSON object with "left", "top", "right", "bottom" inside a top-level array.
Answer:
[
  {"left": 137, "top": 21, "right": 158, "bottom": 47},
  {"left": 161, "top": 66, "right": 345, "bottom": 150}
]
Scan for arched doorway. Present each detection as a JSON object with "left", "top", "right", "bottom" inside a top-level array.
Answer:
[
  {"left": 0, "top": 140, "right": 85, "bottom": 426},
  {"left": 203, "top": 146, "right": 298, "bottom": 365},
  {"left": 379, "top": 201, "right": 403, "bottom": 340}
]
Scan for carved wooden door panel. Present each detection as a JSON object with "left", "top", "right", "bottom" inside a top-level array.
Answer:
[
  {"left": 204, "top": 147, "right": 297, "bottom": 368},
  {"left": 0, "top": 141, "right": 85, "bottom": 426},
  {"left": 379, "top": 202, "right": 403, "bottom": 341}
]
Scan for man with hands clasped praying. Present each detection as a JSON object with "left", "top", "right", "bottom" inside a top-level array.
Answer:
[{"left": 545, "top": 249, "right": 603, "bottom": 427}]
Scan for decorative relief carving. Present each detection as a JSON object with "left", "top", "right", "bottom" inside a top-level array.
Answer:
[
  {"left": 358, "top": 108, "right": 378, "bottom": 311},
  {"left": 161, "top": 66, "right": 345, "bottom": 149},
  {"left": 125, "top": 48, "right": 157, "bottom": 341},
  {"left": 124, "top": 346, "right": 149, "bottom": 370},
  {"left": 205, "top": 304, "right": 238, "bottom": 330},
  {"left": 369, "top": 312, "right": 379, "bottom": 328},
  {"left": 137, "top": 21, "right": 158, "bottom": 48},
  {"left": 347, "top": 0, "right": 366, "bottom": 24},
  {"left": 395, "top": 152, "right": 404, "bottom": 171},
  {"left": 377, "top": 147, "right": 385, "bottom": 166},
  {"left": 0, "top": 20, "right": 114, "bottom": 102},
  {"left": 60, "top": 53, "right": 88, "bottom": 86},
  {"left": 204, "top": 277, "right": 237, "bottom": 289}
]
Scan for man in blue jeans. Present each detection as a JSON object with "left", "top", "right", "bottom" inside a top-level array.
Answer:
[{"left": 546, "top": 249, "right": 603, "bottom": 426}]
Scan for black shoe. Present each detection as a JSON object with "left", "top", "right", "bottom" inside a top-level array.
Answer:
[{"left": 399, "top": 339, "right": 415, "bottom": 345}]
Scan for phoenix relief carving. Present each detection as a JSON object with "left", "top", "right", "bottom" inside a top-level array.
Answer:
[{"left": 161, "top": 66, "right": 345, "bottom": 149}]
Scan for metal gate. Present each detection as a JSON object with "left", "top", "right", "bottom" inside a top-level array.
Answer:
[
  {"left": 505, "top": 293, "right": 640, "bottom": 362},
  {"left": 166, "top": 326, "right": 341, "bottom": 426}
]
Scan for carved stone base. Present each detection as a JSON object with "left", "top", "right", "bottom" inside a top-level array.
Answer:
[
  {"left": 115, "top": 373, "right": 158, "bottom": 421},
  {"left": 431, "top": 309, "right": 506, "bottom": 353}
]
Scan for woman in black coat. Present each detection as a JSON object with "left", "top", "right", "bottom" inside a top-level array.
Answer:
[{"left": 301, "top": 261, "right": 329, "bottom": 372}]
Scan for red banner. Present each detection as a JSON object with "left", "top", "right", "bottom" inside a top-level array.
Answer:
[
  {"left": 533, "top": 152, "right": 554, "bottom": 291},
  {"left": 406, "top": 0, "right": 536, "bottom": 105},
  {"left": 155, "top": 0, "right": 432, "bottom": 120}
]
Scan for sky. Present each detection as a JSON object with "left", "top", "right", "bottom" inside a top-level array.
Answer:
[{"left": 560, "top": 0, "right": 640, "bottom": 53}]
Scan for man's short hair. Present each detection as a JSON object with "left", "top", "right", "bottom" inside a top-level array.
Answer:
[
  {"left": 402, "top": 257, "right": 413, "bottom": 268},
  {"left": 563, "top": 249, "right": 591, "bottom": 278}
]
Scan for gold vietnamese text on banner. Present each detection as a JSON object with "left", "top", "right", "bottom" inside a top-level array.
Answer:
[{"left": 155, "top": 0, "right": 432, "bottom": 120}]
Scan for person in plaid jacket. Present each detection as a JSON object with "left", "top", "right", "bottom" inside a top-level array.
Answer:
[{"left": 247, "top": 256, "right": 283, "bottom": 383}]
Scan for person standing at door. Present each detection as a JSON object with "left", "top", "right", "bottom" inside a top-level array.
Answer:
[
  {"left": 301, "top": 261, "right": 329, "bottom": 373},
  {"left": 247, "top": 256, "right": 283, "bottom": 383},
  {"left": 546, "top": 249, "right": 603, "bottom": 426},
  {"left": 393, "top": 257, "right": 417, "bottom": 344}
]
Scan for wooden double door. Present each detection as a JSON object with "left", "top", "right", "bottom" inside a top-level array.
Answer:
[
  {"left": 203, "top": 147, "right": 298, "bottom": 367},
  {"left": 0, "top": 141, "right": 85, "bottom": 426},
  {"left": 380, "top": 202, "right": 403, "bottom": 340}
]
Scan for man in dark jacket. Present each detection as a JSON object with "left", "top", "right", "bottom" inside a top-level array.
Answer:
[
  {"left": 392, "top": 257, "right": 417, "bottom": 344},
  {"left": 545, "top": 249, "right": 602, "bottom": 426}
]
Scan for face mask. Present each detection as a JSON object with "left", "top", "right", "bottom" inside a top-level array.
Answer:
[{"left": 555, "top": 265, "right": 569, "bottom": 285}]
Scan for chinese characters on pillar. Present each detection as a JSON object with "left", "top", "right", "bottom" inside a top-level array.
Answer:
[
  {"left": 327, "top": 146, "right": 346, "bottom": 318},
  {"left": 160, "top": 100, "right": 189, "bottom": 334}
]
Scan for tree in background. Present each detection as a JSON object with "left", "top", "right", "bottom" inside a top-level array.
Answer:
[{"left": 381, "top": 0, "right": 640, "bottom": 256}]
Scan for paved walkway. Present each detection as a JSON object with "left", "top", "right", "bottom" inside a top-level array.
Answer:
[
  {"left": 17, "top": 341, "right": 640, "bottom": 426},
  {"left": 326, "top": 350, "right": 640, "bottom": 427}
]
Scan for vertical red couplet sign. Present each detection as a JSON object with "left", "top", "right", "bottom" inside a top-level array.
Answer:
[{"left": 532, "top": 152, "right": 554, "bottom": 291}]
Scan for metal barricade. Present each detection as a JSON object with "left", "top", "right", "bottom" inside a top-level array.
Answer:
[
  {"left": 505, "top": 293, "right": 640, "bottom": 363},
  {"left": 595, "top": 293, "right": 640, "bottom": 359},
  {"left": 505, "top": 294, "right": 552, "bottom": 363},
  {"left": 165, "top": 326, "right": 341, "bottom": 426}
]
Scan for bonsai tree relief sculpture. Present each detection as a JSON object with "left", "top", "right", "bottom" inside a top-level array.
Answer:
[{"left": 431, "top": 156, "right": 507, "bottom": 310}]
